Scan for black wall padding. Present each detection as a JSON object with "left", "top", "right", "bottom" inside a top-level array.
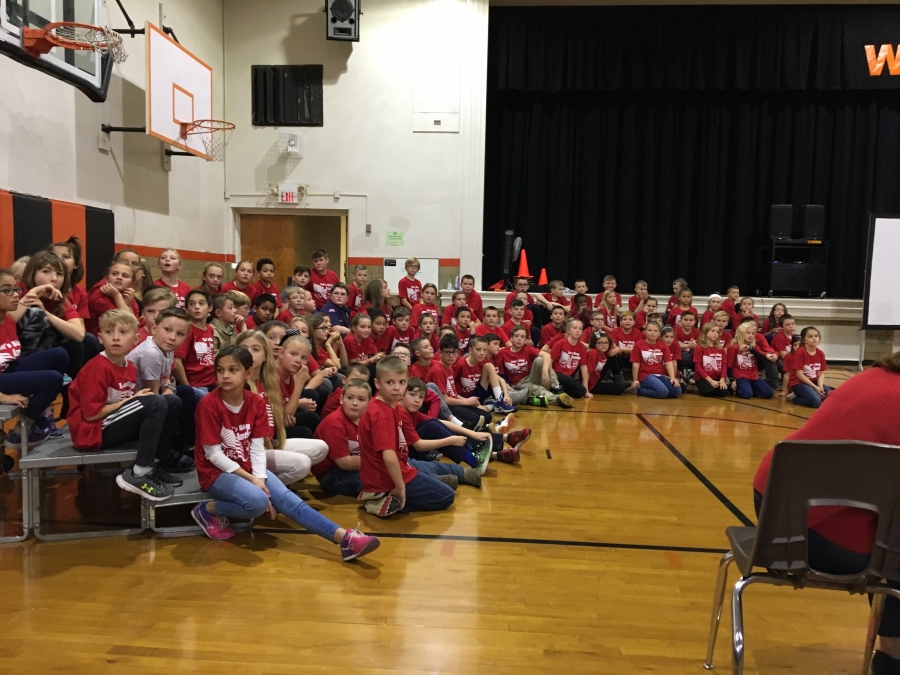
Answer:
[
  {"left": 85, "top": 206, "right": 115, "bottom": 287},
  {"left": 12, "top": 192, "right": 52, "bottom": 260}
]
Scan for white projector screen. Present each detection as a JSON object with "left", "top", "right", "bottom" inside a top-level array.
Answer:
[{"left": 862, "top": 215, "right": 900, "bottom": 329}]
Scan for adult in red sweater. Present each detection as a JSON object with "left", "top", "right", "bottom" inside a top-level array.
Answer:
[{"left": 753, "top": 357, "right": 900, "bottom": 673}]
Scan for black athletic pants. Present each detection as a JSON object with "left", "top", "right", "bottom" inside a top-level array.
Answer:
[{"left": 100, "top": 394, "right": 180, "bottom": 469}]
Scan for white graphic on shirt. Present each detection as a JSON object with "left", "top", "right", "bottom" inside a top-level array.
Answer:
[
  {"left": 593, "top": 356, "right": 607, "bottom": 375},
  {"left": 313, "top": 282, "right": 333, "bottom": 303},
  {"left": 702, "top": 353, "right": 723, "bottom": 374},
  {"left": 503, "top": 357, "right": 528, "bottom": 376},
  {"left": 220, "top": 423, "right": 251, "bottom": 463},
  {"left": 194, "top": 338, "right": 214, "bottom": 366},
  {"left": 460, "top": 373, "right": 480, "bottom": 395},
  {"left": 348, "top": 439, "right": 360, "bottom": 456},
  {"left": 0, "top": 339, "right": 22, "bottom": 372},
  {"left": 106, "top": 382, "right": 136, "bottom": 404},
  {"left": 445, "top": 373, "right": 458, "bottom": 398},
  {"left": 641, "top": 348, "right": 663, "bottom": 366},
  {"left": 406, "top": 286, "right": 420, "bottom": 302},
  {"left": 605, "top": 314, "right": 617, "bottom": 329},
  {"left": 735, "top": 353, "right": 756, "bottom": 371},
  {"left": 558, "top": 350, "right": 581, "bottom": 370},
  {"left": 803, "top": 362, "right": 822, "bottom": 380},
  {"left": 617, "top": 338, "right": 635, "bottom": 349}
]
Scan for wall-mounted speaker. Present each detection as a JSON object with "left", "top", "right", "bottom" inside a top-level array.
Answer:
[
  {"left": 801, "top": 205, "right": 825, "bottom": 240},
  {"left": 326, "top": 0, "right": 360, "bottom": 41},
  {"left": 770, "top": 204, "right": 793, "bottom": 239}
]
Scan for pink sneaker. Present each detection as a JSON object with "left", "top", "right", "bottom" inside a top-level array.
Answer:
[
  {"left": 191, "top": 502, "right": 236, "bottom": 540},
  {"left": 340, "top": 525, "right": 381, "bottom": 562}
]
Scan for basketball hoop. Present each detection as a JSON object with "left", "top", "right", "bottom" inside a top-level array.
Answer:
[
  {"left": 22, "top": 22, "right": 127, "bottom": 63},
  {"left": 180, "top": 120, "right": 235, "bottom": 162}
]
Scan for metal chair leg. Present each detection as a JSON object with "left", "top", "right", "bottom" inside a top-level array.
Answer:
[
  {"left": 861, "top": 593, "right": 885, "bottom": 675},
  {"left": 704, "top": 551, "right": 735, "bottom": 670},
  {"left": 732, "top": 577, "right": 759, "bottom": 675}
]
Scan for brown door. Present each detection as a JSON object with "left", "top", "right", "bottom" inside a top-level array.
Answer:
[{"left": 240, "top": 215, "right": 296, "bottom": 289}]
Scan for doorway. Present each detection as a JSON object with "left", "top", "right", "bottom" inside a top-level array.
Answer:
[{"left": 239, "top": 213, "right": 347, "bottom": 287}]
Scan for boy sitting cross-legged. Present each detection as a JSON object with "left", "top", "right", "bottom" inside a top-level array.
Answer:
[
  {"left": 312, "top": 377, "right": 371, "bottom": 497},
  {"left": 67, "top": 309, "right": 183, "bottom": 501},
  {"left": 454, "top": 336, "right": 516, "bottom": 414},
  {"left": 500, "top": 325, "right": 572, "bottom": 408},
  {"left": 425, "top": 334, "right": 492, "bottom": 431},
  {"left": 173, "top": 289, "right": 216, "bottom": 401},
  {"left": 358, "top": 356, "right": 455, "bottom": 517}
]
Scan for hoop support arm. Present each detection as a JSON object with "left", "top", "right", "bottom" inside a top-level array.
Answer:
[
  {"left": 165, "top": 150, "right": 196, "bottom": 157},
  {"left": 101, "top": 125, "right": 146, "bottom": 133}
]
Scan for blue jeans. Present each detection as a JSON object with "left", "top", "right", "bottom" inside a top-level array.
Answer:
[
  {"left": 208, "top": 470, "right": 340, "bottom": 541},
  {"left": 317, "top": 466, "right": 362, "bottom": 497},
  {"left": 402, "top": 471, "right": 455, "bottom": 512},
  {"left": 409, "top": 458, "right": 465, "bottom": 481},
  {"left": 0, "top": 347, "right": 67, "bottom": 419},
  {"left": 735, "top": 378, "right": 773, "bottom": 399},
  {"left": 636, "top": 375, "right": 681, "bottom": 399},
  {"left": 414, "top": 418, "right": 478, "bottom": 466},
  {"left": 791, "top": 383, "right": 833, "bottom": 408},
  {"left": 192, "top": 387, "right": 210, "bottom": 405}
]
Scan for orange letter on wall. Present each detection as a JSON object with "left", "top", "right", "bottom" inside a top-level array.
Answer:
[{"left": 865, "top": 44, "right": 900, "bottom": 76}]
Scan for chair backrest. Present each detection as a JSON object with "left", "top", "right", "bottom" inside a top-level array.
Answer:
[{"left": 754, "top": 440, "right": 900, "bottom": 581}]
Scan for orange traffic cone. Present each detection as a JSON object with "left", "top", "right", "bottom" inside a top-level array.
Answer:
[
  {"left": 537, "top": 268, "right": 548, "bottom": 286},
  {"left": 516, "top": 249, "right": 532, "bottom": 278}
]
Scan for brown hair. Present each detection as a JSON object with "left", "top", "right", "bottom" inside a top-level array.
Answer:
[
  {"left": 22, "top": 251, "right": 71, "bottom": 318},
  {"left": 876, "top": 351, "right": 900, "bottom": 374}
]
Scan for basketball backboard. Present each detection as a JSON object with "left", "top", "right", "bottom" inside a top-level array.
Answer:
[
  {"left": 0, "top": 0, "right": 112, "bottom": 100},
  {"left": 146, "top": 22, "right": 212, "bottom": 159}
]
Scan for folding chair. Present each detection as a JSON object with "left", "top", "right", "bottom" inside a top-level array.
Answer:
[{"left": 702, "top": 440, "right": 900, "bottom": 675}]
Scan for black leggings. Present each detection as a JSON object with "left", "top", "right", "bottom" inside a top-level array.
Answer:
[
  {"left": 590, "top": 357, "right": 628, "bottom": 396},
  {"left": 285, "top": 409, "right": 321, "bottom": 438},
  {"left": 696, "top": 378, "right": 729, "bottom": 398},
  {"left": 754, "top": 489, "right": 900, "bottom": 637},
  {"left": 557, "top": 372, "right": 587, "bottom": 399},
  {"left": 101, "top": 394, "right": 180, "bottom": 468},
  {"left": 448, "top": 405, "right": 491, "bottom": 430}
]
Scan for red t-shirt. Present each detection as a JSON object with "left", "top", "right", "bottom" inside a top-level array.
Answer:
[
  {"left": 595, "top": 292, "right": 622, "bottom": 308},
  {"left": 788, "top": 347, "right": 827, "bottom": 388},
  {"left": 752, "top": 367, "right": 900, "bottom": 552},
  {"left": 454, "top": 358, "right": 485, "bottom": 396},
  {"left": 598, "top": 306, "right": 618, "bottom": 331},
  {"left": 220, "top": 280, "right": 251, "bottom": 295},
  {"left": 476, "top": 323, "right": 510, "bottom": 344},
  {"left": 194, "top": 389, "right": 272, "bottom": 491},
  {"left": 372, "top": 329, "right": 391, "bottom": 354},
  {"left": 409, "top": 362, "right": 431, "bottom": 381},
  {"left": 135, "top": 326, "right": 151, "bottom": 347},
  {"left": 306, "top": 269, "right": 340, "bottom": 310},
  {"left": 693, "top": 345, "right": 727, "bottom": 381},
  {"left": 175, "top": 323, "right": 216, "bottom": 387},
  {"left": 426, "top": 362, "right": 458, "bottom": 398},
  {"left": 630, "top": 340, "right": 672, "bottom": 381},
  {"left": 727, "top": 344, "right": 759, "bottom": 380},
  {"left": 717, "top": 330, "right": 733, "bottom": 349},
  {"left": 347, "top": 283, "right": 364, "bottom": 311},
  {"left": 67, "top": 353, "right": 138, "bottom": 450},
  {"left": 539, "top": 322, "right": 565, "bottom": 348},
  {"left": 634, "top": 311, "right": 648, "bottom": 331},
  {"left": 398, "top": 277, "right": 423, "bottom": 306},
  {"left": 86, "top": 281, "right": 140, "bottom": 336},
  {"left": 610, "top": 327, "right": 638, "bottom": 351},
  {"left": 585, "top": 350, "right": 609, "bottom": 391},
  {"left": 312, "top": 408, "right": 359, "bottom": 478},
  {"left": 321, "top": 387, "right": 342, "bottom": 418},
  {"left": 248, "top": 280, "right": 280, "bottom": 305},
  {"left": 734, "top": 312, "right": 759, "bottom": 332},
  {"left": 701, "top": 310, "right": 717, "bottom": 327},
  {"left": 663, "top": 339, "right": 681, "bottom": 362},
  {"left": 676, "top": 326, "right": 700, "bottom": 349},
  {"left": 441, "top": 304, "right": 464, "bottom": 328},
  {"left": 504, "top": 291, "right": 535, "bottom": 312},
  {"left": 667, "top": 307, "right": 699, "bottom": 329},
  {"left": 463, "top": 290, "right": 484, "bottom": 321},
  {"left": 68, "top": 284, "right": 90, "bottom": 319},
  {"left": 385, "top": 325, "right": 417, "bottom": 350},
  {"left": 754, "top": 333, "right": 775, "bottom": 354},
  {"left": 358, "top": 398, "right": 417, "bottom": 492},
  {"left": 0, "top": 317, "right": 21, "bottom": 373},
  {"left": 543, "top": 292, "right": 570, "bottom": 307},
  {"left": 628, "top": 295, "right": 643, "bottom": 312},
  {"left": 343, "top": 333, "right": 378, "bottom": 362},
  {"left": 666, "top": 294, "right": 680, "bottom": 314},
  {"left": 410, "top": 302, "right": 439, "bottom": 327},
  {"left": 154, "top": 278, "right": 191, "bottom": 309},
  {"left": 453, "top": 325, "right": 472, "bottom": 353},
  {"left": 276, "top": 308, "right": 303, "bottom": 324},
  {"left": 771, "top": 331, "right": 795, "bottom": 356},
  {"left": 550, "top": 338, "right": 586, "bottom": 377},
  {"left": 502, "top": 320, "right": 530, "bottom": 341}
]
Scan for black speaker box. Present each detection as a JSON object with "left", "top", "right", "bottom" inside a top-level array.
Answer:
[
  {"left": 326, "top": 0, "right": 359, "bottom": 41},
  {"left": 770, "top": 204, "right": 793, "bottom": 239},
  {"left": 801, "top": 205, "right": 825, "bottom": 240}
]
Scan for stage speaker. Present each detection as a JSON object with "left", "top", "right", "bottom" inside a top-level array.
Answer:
[
  {"left": 770, "top": 204, "right": 793, "bottom": 239},
  {"left": 801, "top": 205, "right": 825, "bottom": 240},
  {"left": 326, "top": 0, "right": 359, "bottom": 41}
]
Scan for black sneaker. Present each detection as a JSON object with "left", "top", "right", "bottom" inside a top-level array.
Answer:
[
  {"left": 153, "top": 466, "right": 184, "bottom": 487},
  {"left": 116, "top": 469, "right": 174, "bottom": 501},
  {"left": 161, "top": 448, "right": 195, "bottom": 472},
  {"left": 422, "top": 451, "right": 443, "bottom": 462}
]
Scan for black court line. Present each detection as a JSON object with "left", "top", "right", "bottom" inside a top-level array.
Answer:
[
  {"left": 253, "top": 528, "right": 727, "bottom": 554},
  {"left": 637, "top": 413, "right": 754, "bottom": 527},
  {"left": 545, "top": 448, "right": 552, "bottom": 459},
  {"left": 728, "top": 398, "right": 811, "bottom": 421}
]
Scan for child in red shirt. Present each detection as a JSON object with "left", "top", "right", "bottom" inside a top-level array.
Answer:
[
  {"left": 713, "top": 311, "right": 733, "bottom": 348},
  {"left": 460, "top": 274, "right": 483, "bottom": 322},
  {"left": 384, "top": 306, "right": 417, "bottom": 350},
  {"left": 693, "top": 322, "right": 728, "bottom": 398},
  {"left": 537, "top": 280, "right": 570, "bottom": 315},
  {"left": 137, "top": 287, "right": 177, "bottom": 346},
  {"left": 415, "top": 313, "right": 440, "bottom": 352},
  {"left": 66, "top": 309, "right": 181, "bottom": 500},
  {"left": 762, "top": 302, "right": 788, "bottom": 337},
  {"left": 356, "top": 279, "right": 393, "bottom": 323},
  {"left": 358, "top": 356, "right": 455, "bottom": 516},
  {"left": 453, "top": 307, "right": 475, "bottom": 354},
  {"left": 221, "top": 259, "right": 254, "bottom": 296},
  {"left": 666, "top": 288, "right": 698, "bottom": 329},
  {"left": 597, "top": 290, "right": 619, "bottom": 332},
  {"left": 87, "top": 261, "right": 140, "bottom": 336},
  {"left": 276, "top": 335, "right": 325, "bottom": 435},
  {"left": 665, "top": 278, "right": 688, "bottom": 320},
  {"left": 343, "top": 313, "right": 383, "bottom": 365},
  {"left": 735, "top": 296, "right": 759, "bottom": 332},
  {"left": 398, "top": 257, "right": 423, "bottom": 310},
  {"left": 541, "top": 318, "right": 589, "bottom": 399},
  {"left": 346, "top": 264, "right": 367, "bottom": 312},
  {"left": 313, "top": 378, "right": 371, "bottom": 496},
  {"left": 674, "top": 311, "right": 700, "bottom": 374},
  {"left": 410, "top": 283, "right": 439, "bottom": 326},
  {"left": 245, "top": 293, "right": 277, "bottom": 331},
  {"left": 504, "top": 277, "right": 535, "bottom": 320},
  {"left": 427, "top": 333, "right": 491, "bottom": 431},
  {"left": 453, "top": 336, "right": 514, "bottom": 410},
  {"left": 502, "top": 300, "right": 534, "bottom": 346},
  {"left": 701, "top": 293, "right": 724, "bottom": 327},
  {"left": 248, "top": 258, "right": 280, "bottom": 306},
  {"left": 585, "top": 331, "right": 627, "bottom": 396},
  {"left": 174, "top": 289, "right": 217, "bottom": 398},
  {"left": 628, "top": 280, "right": 649, "bottom": 312},
  {"left": 440, "top": 291, "right": 467, "bottom": 328},
  {"left": 630, "top": 321, "right": 681, "bottom": 399},
  {"left": 307, "top": 249, "right": 340, "bottom": 310},
  {"left": 539, "top": 306, "right": 567, "bottom": 347},
  {"left": 276, "top": 286, "right": 309, "bottom": 324},
  {"left": 476, "top": 306, "right": 510, "bottom": 345},
  {"left": 596, "top": 275, "right": 622, "bottom": 310},
  {"left": 727, "top": 322, "right": 773, "bottom": 399},
  {"left": 154, "top": 249, "right": 191, "bottom": 309},
  {"left": 788, "top": 326, "right": 833, "bottom": 408},
  {"left": 610, "top": 311, "right": 639, "bottom": 373},
  {"left": 722, "top": 285, "right": 740, "bottom": 325},
  {"left": 634, "top": 297, "right": 657, "bottom": 332},
  {"left": 771, "top": 315, "right": 797, "bottom": 358}
]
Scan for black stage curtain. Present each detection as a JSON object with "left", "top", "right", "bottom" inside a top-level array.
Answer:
[{"left": 483, "top": 6, "right": 900, "bottom": 298}]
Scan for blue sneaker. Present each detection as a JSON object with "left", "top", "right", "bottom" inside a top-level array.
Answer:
[
  {"left": 495, "top": 401, "right": 517, "bottom": 414},
  {"left": 4, "top": 423, "right": 51, "bottom": 450},
  {"left": 38, "top": 414, "right": 64, "bottom": 438}
]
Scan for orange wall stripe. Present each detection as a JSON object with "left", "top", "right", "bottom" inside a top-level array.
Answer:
[
  {"left": 347, "top": 257, "right": 461, "bottom": 267},
  {"left": 0, "top": 191, "right": 13, "bottom": 269},
  {"left": 51, "top": 200, "right": 87, "bottom": 287},
  {"left": 115, "top": 243, "right": 235, "bottom": 263},
  {"left": 439, "top": 258, "right": 461, "bottom": 267}
]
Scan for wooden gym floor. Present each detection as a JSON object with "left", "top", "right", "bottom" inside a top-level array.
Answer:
[{"left": 0, "top": 368, "right": 872, "bottom": 674}]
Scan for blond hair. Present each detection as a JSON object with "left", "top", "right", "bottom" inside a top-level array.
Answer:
[
  {"left": 99, "top": 309, "right": 138, "bottom": 332},
  {"left": 141, "top": 286, "right": 176, "bottom": 308},
  {"left": 226, "top": 290, "right": 250, "bottom": 307},
  {"left": 283, "top": 285, "right": 304, "bottom": 299},
  {"left": 405, "top": 257, "right": 420, "bottom": 270},
  {"left": 236, "top": 331, "right": 286, "bottom": 449},
  {"left": 158, "top": 248, "right": 181, "bottom": 262},
  {"left": 732, "top": 322, "right": 757, "bottom": 348},
  {"left": 699, "top": 322, "right": 720, "bottom": 348}
]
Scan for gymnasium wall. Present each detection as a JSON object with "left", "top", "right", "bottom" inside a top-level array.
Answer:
[
  {"left": 0, "top": 0, "right": 229, "bottom": 261},
  {"left": 222, "top": 0, "right": 489, "bottom": 285}
]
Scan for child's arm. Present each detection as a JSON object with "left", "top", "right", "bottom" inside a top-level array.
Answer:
[
  {"left": 581, "top": 364, "right": 593, "bottom": 398},
  {"left": 381, "top": 450, "right": 406, "bottom": 508},
  {"left": 172, "top": 359, "right": 189, "bottom": 386},
  {"left": 665, "top": 360, "right": 680, "bottom": 388},
  {"left": 411, "top": 436, "right": 467, "bottom": 452},
  {"left": 541, "top": 352, "right": 554, "bottom": 389},
  {"left": 334, "top": 455, "right": 360, "bottom": 471},
  {"left": 284, "top": 371, "right": 306, "bottom": 417},
  {"left": 306, "top": 369, "right": 325, "bottom": 391},
  {"left": 794, "top": 368, "right": 823, "bottom": 393},
  {"left": 84, "top": 389, "right": 153, "bottom": 422},
  {"left": 401, "top": 298, "right": 413, "bottom": 310},
  {"left": 438, "top": 420, "right": 491, "bottom": 442}
]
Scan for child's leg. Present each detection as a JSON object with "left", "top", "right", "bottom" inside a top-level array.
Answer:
[
  {"left": 556, "top": 372, "right": 587, "bottom": 398},
  {"left": 661, "top": 378, "right": 682, "bottom": 398},
  {"left": 790, "top": 383, "right": 822, "bottom": 408},
  {"left": 300, "top": 388, "right": 321, "bottom": 406},
  {"left": 679, "top": 351, "right": 693, "bottom": 373},
  {"left": 60, "top": 339, "right": 85, "bottom": 378},
  {"left": 754, "top": 353, "right": 780, "bottom": 389},
  {"left": 751, "top": 379, "right": 773, "bottom": 399},
  {"left": 479, "top": 364, "right": 506, "bottom": 402},
  {"left": 173, "top": 386, "right": 197, "bottom": 450},
  {"left": 0, "top": 370, "right": 64, "bottom": 421},
  {"left": 591, "top": 380, "right": 628, "bottom": 396},
  {"left": 448, "top": 405, "right": 491, "bottom": 430},
  {"left": 285, "top": 410, "right": 321, "bottom": 438},
  {"left": 408, "top": 458, "right": 465, "bottom": 481},
  {"left": 508, "top": 383, "right": 530, "bottom": 406},
  {"left": 317, "top": 467, "right": 363, "bottom": 497},
  {"left": 265, "top": 470, "right": 343, "bottom": 540},
  {"left": 283, "top": 438, "right": 328, "bottom": 466},
  {"left": 637, "top": 376, "right": 668, "bottom": 399},
  {"left": 526, "top": 357, "right": 559, "bottom": 389},
  {"left": 426, "top": 383, "right": 454, "bottom": 421},
  {"left": 735, "top": 378, "right": 753, "bottom": 399},
  {"left": 207, "top": 471, "right": 271, "bottom": 519},
  {"left": 415, "top": 419, "right": 477, "bottom": 466},
  {"left": 102, "top": 394, "right": 179, "bottom": 470},
  {"left": 401, "top": 472, "right": 455, "bottom": 512},
  {"left": 5, "top": 346, "right": 68, "bottom": 377},
  {"left": 696, "top": 379, "right": 727, "bottom": 398},
  {"left": 266, "top": 448, "right": 311, "bottom": 485}
]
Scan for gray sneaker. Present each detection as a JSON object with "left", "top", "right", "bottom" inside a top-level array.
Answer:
[
  {"left": 153, "top": 466, "right": 184, "bottom": 487},
  {"left": 116, "top": 468, "right": 174, "bottom": 501},
  {"left": 785, "top": 392, "right": 796, "bottom": 402},
  {"left": 434, "top": 474, "right": 459, "bottom": 490},
  {"left": 462, "top": 467, "right": 482, "bottom": 488}
]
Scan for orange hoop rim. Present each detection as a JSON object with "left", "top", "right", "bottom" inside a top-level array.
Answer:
[
  {"left": 180, "top": 119, "right": 236, "bottom": 137},
  {"left": 23, "top": 22, "right": 115, "bottom": 52}
]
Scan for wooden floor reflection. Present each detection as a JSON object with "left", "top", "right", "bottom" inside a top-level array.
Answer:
[{"left": 0, "top": 370, "right": 873, "bottom": 674}]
